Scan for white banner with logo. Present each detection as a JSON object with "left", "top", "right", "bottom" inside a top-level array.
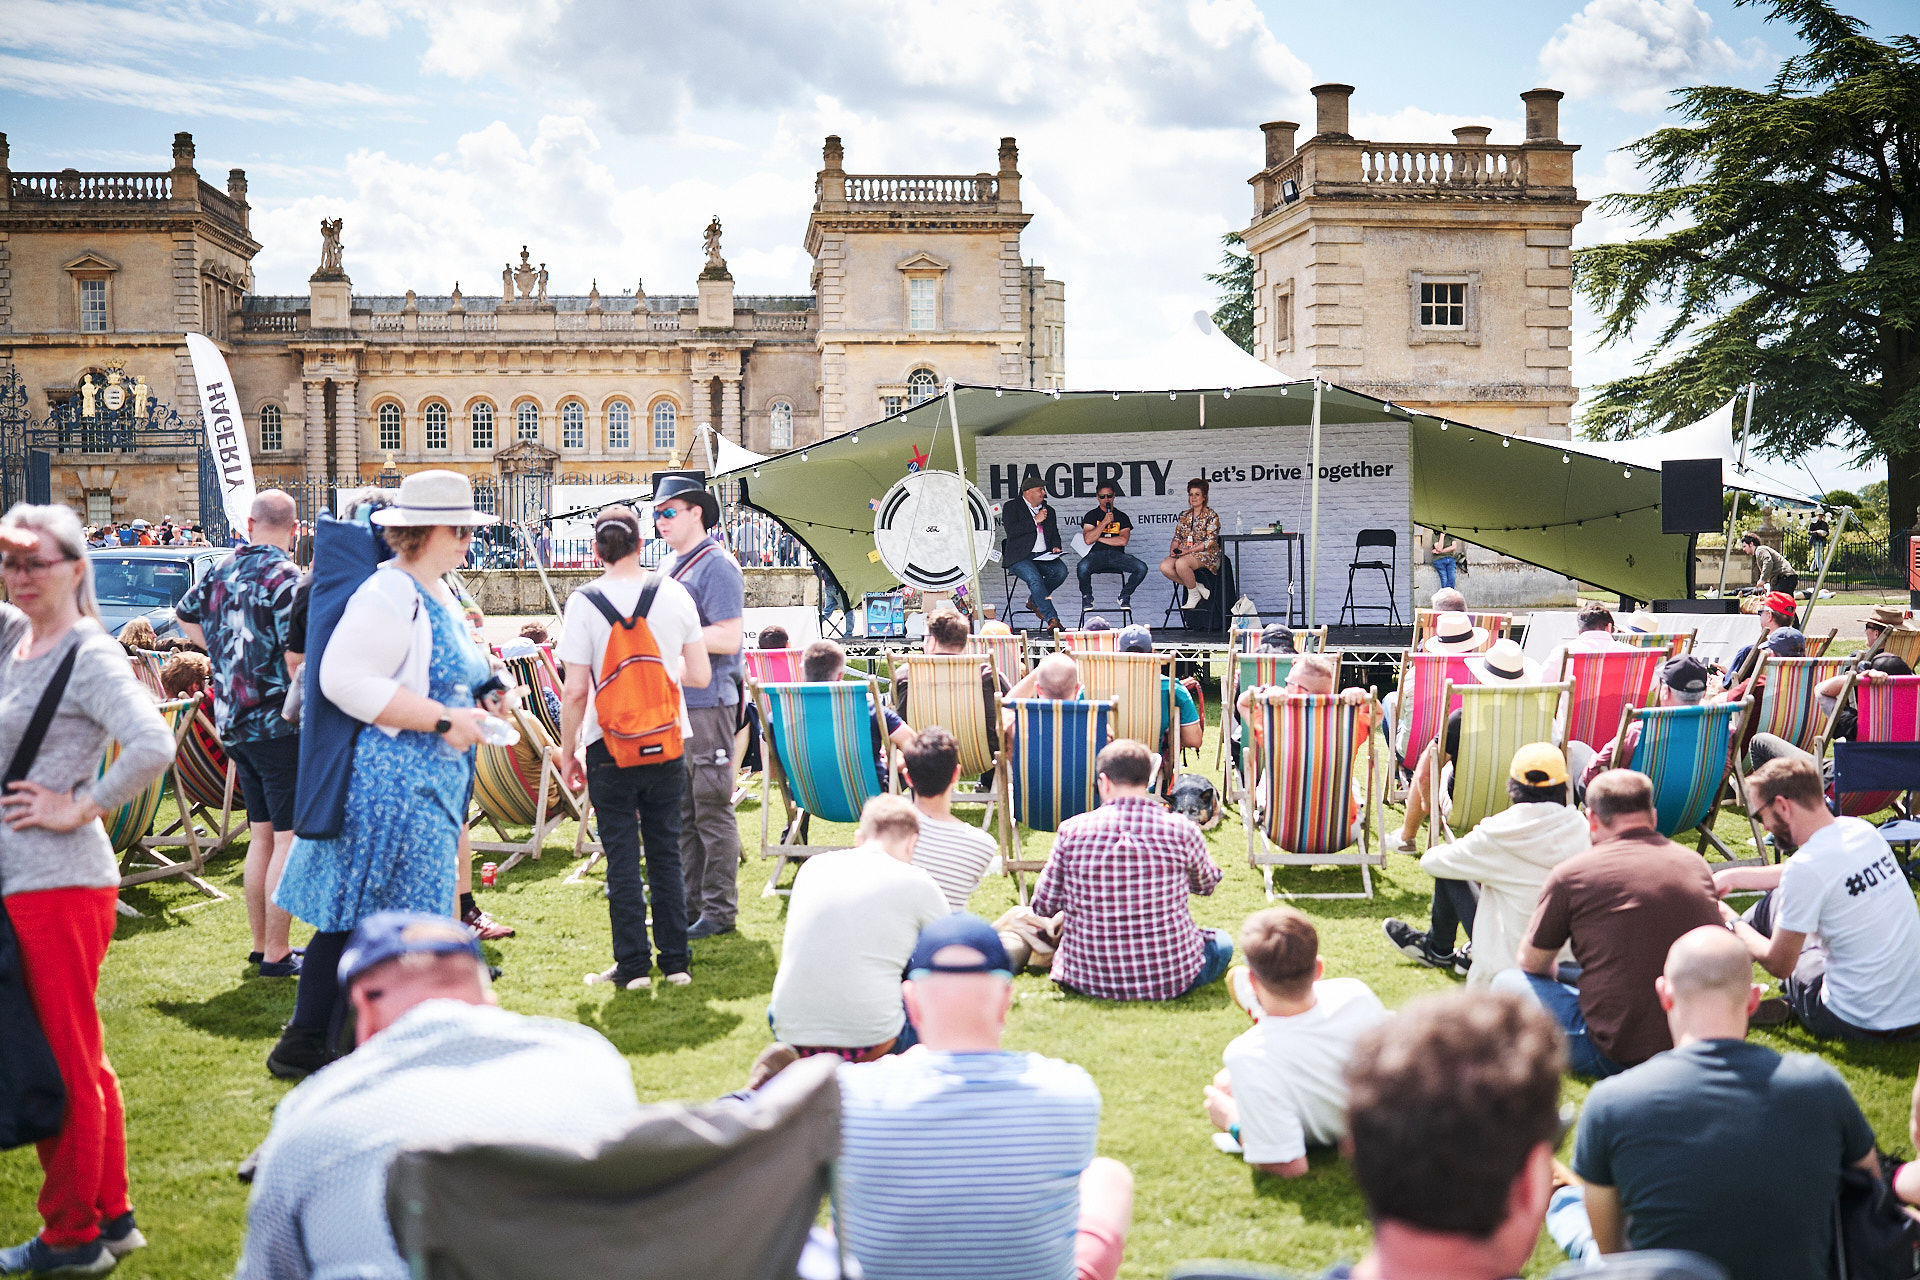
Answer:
[
  {"left": 974, "top": 423, "right": 1411, "bottom": 627},
  {"left": 185, "top": 332, "right": 257, "bottom": 534}
]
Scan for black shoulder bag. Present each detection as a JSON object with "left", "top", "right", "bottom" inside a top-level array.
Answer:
[{"left": 0, "top": 640, "right": 79, "bottom": 1150}]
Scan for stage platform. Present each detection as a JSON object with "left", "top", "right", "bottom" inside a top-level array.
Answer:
[{"left": 840, "top": 623, "right": 1432, "bottom": 671}]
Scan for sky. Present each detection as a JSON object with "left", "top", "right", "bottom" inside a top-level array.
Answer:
[{"left": 2, "top": 0, "right": 1911, "bottom": 494}]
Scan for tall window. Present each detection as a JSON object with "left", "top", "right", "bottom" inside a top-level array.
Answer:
[
  {"left": 259, "top": 404, "right": 283, "bottom": 452},
  {"left": 907, "top": 277, "right": 935, "bottom": 330},
  {"left": 769, "top": 401, "right": 793, "bottom": 450},
  {"left": 606, "top": 401, "right": 631, "bottom": 449},
  {"left": 79, "top": 280, "right": 107, "bottom": 333},
  {"left": 470, "top": 401, "right": 494, "bottom": 450},
  {"left": 560, "top": 400, "right": 586, "bottom": 450},
  {"left": 86, "top": 492, "right": 113, "bottom": 525},
  {"left": 378, "top": 402, "right": 402, "bottom": 452},
  {"left": 516, "top": 402, "right": 539, "bottom": 441},
  {"left": 906, "top": 369, "right": 938, "bottom": 405},
  {"left": 652, "top": 400, "right": 677, "bottom": 451},
  {"left": 424, "top": 402, "right": 449, "bottom": 451},
  {"left": 1419, "top": 281, "right": 1466, "bottom": 329},
  {"left": 1273, "top": 285, "right": 1293, "bottom": 349}
]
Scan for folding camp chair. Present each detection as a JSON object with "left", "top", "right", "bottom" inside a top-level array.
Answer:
[
  {"left": 1073, "top": 650, "right": 1174, "bottom": 780},
  {"left": 1431, "top": 681, "right": 1570, "bottom": 851},
  {"left": 1618, "top": 629, "right": 1697, "bottom": 658},
  {"left": 116, "top": 698, "right": 228, "bottom": 909},
  {"left": 1409, "top": 610, "right": 1511, "bottom": 653},
  {"left": 1220, "top": 650, "right": 1345, "bottom": 797},
  {"left": 998, "top": 697, "right": 1113, "bottom": 900},
  {"left": 1821, "top": 672, "right": 1920, "bottom": 819},
  {"left": 967, "top": 631, "right": 1029, "bottom": 681},
  {"left": 499, "top": 651, "right": 565, "bottom": 744},
  {"left": 1747, "top": 654, "right": 1850, "bottom": 754},
  {"left": 145, "top": 692, "right": 245, "bottom": 857},
  {"left": 753, "top": 677, "right": 895, "bottom": 895},
  {"left": 1244, "top": 689, "right": 1381, "bottom": 899},
  {"left": 1559, "top": 648, "right": 1663, "bottom": 751},
  {"left": 888, "top": 652, "right": 1003, "bottom": 816},
  {"left": 469, "top": 700, "right": 590, "bottom": 877},
  {"left": 743, "top": 647, "right": 808, "bottom": 684},
  {"left": 1618, "top": 699, "right": 1753, "bottom": 863},
  {"left": 1057, "top": 629, "right": 1120, "bottom": 653}
]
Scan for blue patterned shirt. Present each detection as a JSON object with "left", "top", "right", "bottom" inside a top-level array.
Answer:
[{"left": 175, "top": 541, "right": 302, "bottom": 742}]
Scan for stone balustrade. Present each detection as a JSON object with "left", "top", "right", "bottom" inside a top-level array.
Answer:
[
  {"left": 10, "top": 171, "right": 172, "bottom": 200},
  {"left": 1359, "top": 145, "right": 1524, "bottom": 188},
  {"left": 841, "top": 174, "right": 998, "bottom": 206},
  {"left": 233, "top": 296, "right": 813, "bottom": 340}
]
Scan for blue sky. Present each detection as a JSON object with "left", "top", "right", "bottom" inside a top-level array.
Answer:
[{"left": 3, "top": 0, "right": 1911, "bottom": 492}]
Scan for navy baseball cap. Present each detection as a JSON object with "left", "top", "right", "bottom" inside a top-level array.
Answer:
[
  {"left": 1116, "top": 624, "right": 1154, "bottom": 654},
  {"left": 908, "top": 914, "right": 1013, "bottom": 980},
  {"left": 338, "top": 910, "right": 483, "bottom": 985}
]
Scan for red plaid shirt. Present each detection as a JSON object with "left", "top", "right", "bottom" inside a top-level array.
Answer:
[{"left": 1031, "top": 794, "right": 1222, "bottom": 1000}]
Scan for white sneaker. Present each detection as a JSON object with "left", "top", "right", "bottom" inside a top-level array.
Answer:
[
  {"left": 663, "top": 971, "right": 692, "bottom": 986},
  {"left": 1378, "top": 830, "right": 1415, "bottom": 854},
  {"left": 584, "top": 966, "right": 650, "bottom": 990}
]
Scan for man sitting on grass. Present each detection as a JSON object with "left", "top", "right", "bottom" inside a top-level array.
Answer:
[
  {"left": 834, "top": 913, "right": 1133, "bottom": 1280},
  {"left": 1204, "top": 906, "right": 1386, "bottom": 1178},
  {"left": 1031, "top": 739, "right": 1228, "bottom": 1001},
  {"left": 236, "top": 912, "right": 642, "bottom": 1280},
  {"left": 903, "top": 727, "right": 998, "bottom": 912}
]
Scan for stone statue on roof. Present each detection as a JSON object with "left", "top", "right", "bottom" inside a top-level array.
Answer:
[{"left": 318, "top": 218, "right": 344, "bottom": 273}]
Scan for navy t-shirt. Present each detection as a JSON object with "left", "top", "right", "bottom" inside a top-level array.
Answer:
[{"left": 1573, "top": 1038, "right": 1873, "bottom": 1280}]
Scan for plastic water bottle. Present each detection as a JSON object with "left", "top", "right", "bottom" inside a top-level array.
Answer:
[{"left": 479, "top": 715, "right": 519, "bottom": 747}]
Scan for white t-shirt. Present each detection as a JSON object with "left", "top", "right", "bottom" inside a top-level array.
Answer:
[
  {"left": 555, "top": 572, "right": 702, "bottom": 747},
  {"left": 769, "top": 847, "right": 951, "bottom": 1048},
  {"left": 912, "top": 811, "right": 998, "bottom": 912},
  {"left": 1221, "top": 977, "right": 1388, "bottom": 1165},
  {"left": 1776, "top": 816, "right": 1920, "bottom": 1029}
]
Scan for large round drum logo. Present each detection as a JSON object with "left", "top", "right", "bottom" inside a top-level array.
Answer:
[{"left": 872, "top": 470, "right": 995, "bottom": 591}]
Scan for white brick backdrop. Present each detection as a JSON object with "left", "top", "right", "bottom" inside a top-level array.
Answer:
[{"left": 975, "top": 424, "right": 1411, "bottom": 627}]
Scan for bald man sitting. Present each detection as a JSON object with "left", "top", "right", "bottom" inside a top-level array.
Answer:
[{"left": 1548, "top": 925, "right": 1879, "bottom": 1280}]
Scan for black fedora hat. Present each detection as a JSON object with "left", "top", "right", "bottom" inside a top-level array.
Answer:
[
  {"left": 651, "top": 474, "right": 720, "bottom": 530},
  {"left": 1018, "top": 466, "right": 1047, "bottom": 496}
]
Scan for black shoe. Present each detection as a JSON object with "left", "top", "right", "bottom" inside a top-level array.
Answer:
[
  {"left": 248, "top": 947, "right": 306, "bottom": 966},
  {"left": 266, "top": 1025, "right": 338, "bottom": 1081},
  {"left": 1081, "top": 597, "right": 1095, "bottom": 610},
  {"left": 1751, "top": 996, "right": 1794, "bottom": 1027},
  {"left": 1383, "top": 918, "right": 1456, "bottom": 972},
  {"left": 256, "top": 953, "right": 303, "bottom": 978},
  {"left": 686, "top": 917, "right": 736, "bottom": 940}
]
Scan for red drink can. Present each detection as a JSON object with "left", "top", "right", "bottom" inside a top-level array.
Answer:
[{"left": 481, "top": 862, "right": 497, "bottom": 887}]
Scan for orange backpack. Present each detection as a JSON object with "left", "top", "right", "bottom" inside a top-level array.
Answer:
[{"left": 581, "top": 581, "right": 684, "bottom": 768}]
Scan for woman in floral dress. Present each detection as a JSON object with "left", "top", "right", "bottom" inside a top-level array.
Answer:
[{"left": 1160, "top": 477, "right": 1221, "bottom": 611}]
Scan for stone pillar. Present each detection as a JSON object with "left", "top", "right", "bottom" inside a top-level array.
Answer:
[
  {"left": 1311, "top": 84, "right": 1354, "bottom": 139},
  {"left": 721, "top": 375, "right": 742, "bottom": 446},
  {"left": 1451, "top": 125, "right": 1491, "bottom": 148},
  {"left": 996, "top": 136, "right": 1020, "bottom": 208},
  {"left": 0, "top": 132, "right": 10, "bottom": 213},
  {"left": 227, "top": 169, "right": 249, "bottom": 231},
  {"left": 819, "top": 135, "right": 846, "bottom": 207},
  {"left": 170, "top": 131, "right": 199, "bottom": 205},
  {"left": 1262, "top": 121, "right": 1298, "bottom": 167},
  {"left": 1522, "top": 89, "right": 1563, "bottom": 143},
  {"left": 336, "top": 378, "right": 359, "bottom": 480},
  {"left": 303, "top": 380, "right": 327, "bottom": 488}
]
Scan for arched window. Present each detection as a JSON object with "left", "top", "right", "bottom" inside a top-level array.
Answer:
[
  {"left": 606, "top": 401, "right": 631, "bottom": 450},
  {"left": 769, "top": 400, "right": 793, "bottom": 450},
  {"left": 652, "top": 400, "right": 677, "bottom": 451},
  {"left": 259, "top": 404, "right": 283, "bottom": 452},
  {"left": 424, "top": 402, "right": 449, "bottom": 450},
  {"left": 378, "top": 402, "right": 402, "bottom": 452},
  {"left": 906, "top": 368, "right": 938, "bottom": 405},
  {"left": 470, "top": 401, "right": 495, "bottom": 451},
  {"left": 516, "top": 401, "right": 539, "bottom": 441},
  {"left": 560, "top": 400, "right": 586, "bottom": 450}
]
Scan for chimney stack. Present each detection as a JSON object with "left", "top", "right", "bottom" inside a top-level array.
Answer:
[
  {"left": 1311, "top": 84, "right": 1354, "bottom": 138},
  {"left": 1521, "top": 89, "right": 1563, "bottom": 143},
  {"left": 997, "top": 136, "right": 1020, "bottom": 206},
  {"left": 1261, "top": 121, "right": 1299, "bottom": 168}
]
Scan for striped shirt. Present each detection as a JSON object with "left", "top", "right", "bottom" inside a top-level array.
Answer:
[
  {"left": 836, "top": 1051, "right": 1100, "bottom": 1280},
  {"left": 912, "top": 811, "right": 998, "bottom": 911}
]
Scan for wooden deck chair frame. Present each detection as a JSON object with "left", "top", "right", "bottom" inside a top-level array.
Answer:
[
  {"left": 499, "top": 652, "right": 566, "bottom": 745},
  {"left": 1816, "top": 671, "right": 1920, "bottom": 820},
  {"left": 1557, "top": 648, "right": 1664, "bottom": 752},
  {"left": 1410, "top": 610, "right": 1512, "bottom": 653},
  {"left": 129, "top": 648, "right": 167, "bottom": 700},
  {"left": 1220, "top": 650, "right": 1345, "bottom": 799},
  {"left": 469, "top": 699, "right": 589, "bottom": 877},
  {"left": 1243, "top": 688, "right": 1382, "bottom": 900},
  {"left": 1073, "top": 650, "right": 1175, "bottom": 782},
  {"left": 1805, "top": 627, "right": 1839, "bottom": 658},
  {"left": 119, "top": 697, "right": 228, "bottom": 909},
  {"left": 997, "top": 697, "right": 1113, "bottom": 901},
  {"left": 1618, "top": 629, "right": 1697, "bottom": 658},
  {"left": 967, "top": 632, "right": 1029, "bottom": 681},
  {"left": 887, "top": 651, "right": 1005, "bottom": 817},
  {"left": 145, "top": 694, "right": 245, "bottom": 858},
  {"left": 1880, "top": 628, "right": 1920, "bottom": 670},
  {"left": 753, "top": 676, "right": 896, "bottom": 896},
  {"left": 1430, "top": 681, "right": 1571, "bottom": 852},
  {"left": 1616, "top": 697, "right": 1756, "bottom": 864}
]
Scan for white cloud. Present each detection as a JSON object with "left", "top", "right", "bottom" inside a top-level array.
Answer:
[
  {"left": 1540, "top": 0, "right": 1759, "bottom": 113},
  {"left": 1349, "top": 107, "right": 1527, "bottom": 145},
  {"left": 0, "top": 52, "right": 412, "bottom": 124},
  {"left": 0, "top": 0, "right": 277, "bottom": 54}
]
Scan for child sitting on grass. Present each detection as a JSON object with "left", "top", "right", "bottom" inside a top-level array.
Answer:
[{"left": 1203, "top": 906, "right": 1388, "bottom": 1177}]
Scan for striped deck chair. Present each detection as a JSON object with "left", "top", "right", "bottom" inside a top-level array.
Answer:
[
  {"left": 1244, "top": 690, "right": 1381, "bottom": 899},
  {"left": 470, "top": 700, "right": 588, "bottom": 877},
  {"left": 1058, "top": 629, "right": 1121, "bottom": 653},
  {"left": 1231, "top": 626, "right": 1330, "bottom": 654},
  {"left": 1073, "top": 651, "right": 1174, "bottom": 780},
  {"left": 1559, "top": 648, "right": 1663, "bottom": 751},
  {"left": 500, "top": 652, "right": 565, "bottom": 744},
  {"left": 1618, "top": 629, "right": 1697, "bottom": 658},
  {"left": 1805, "top": 627, "right": 1838, "bottom": 658},
  {"left": 967, "top": 632, "right": 1029, "bottom": 681},
  {"left": 888, "top": 652, "right": 1003, "bottom": 814},
  {"left": 754, "top": 678, "right": 894, "bottom": 895},
  {"left": 1747, "top": 654, "right": 1850, "bottom": 754},
  {"left": 118, "top": 698, "right": 228, "bottom": 907},
  {"left": 1880, "top": 628, "right": 1920, "bottom": 669},
  {"left": 1619, "top": 699, "right": 1752, "bottom": 862},
  {"left": 1823, "top": 673, "right": 1920, "bottom": 819},
  {"left": 1222, "top": 650, "right": 1345, "bottom": 796},
  {"left": 129, "top": 649, "right": 167, "bottom": 700},
  {"left": 1410, "top": 610, "right": 1511, "bottom": 653},
  {"left": 145, "top": 692, "right": 245, "bottom": 857},
  {"left": 744, "top": 647, "right": 809, "bottom": 684},
  {"left": 1431, "top": 682, "right": 1570, "bottom": 850},
  {"left": 997, "top": 697, "right": 1112, "bottom": 900},
  {"left": 1394, "top": 652, "right": 1476, "bottom": 768}
]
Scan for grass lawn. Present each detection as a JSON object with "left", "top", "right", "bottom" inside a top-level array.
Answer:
[{"left": 6, "top": 673, "right": 1920, "bottom": 1279}]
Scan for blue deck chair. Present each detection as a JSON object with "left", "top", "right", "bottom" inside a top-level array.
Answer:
[
  {"left": 998, "top": 697, "right": 1113, "bottom": 901},
  {"left": 752, "top": 677, "right": 894, "bottom": 896},
  {"left": 1618, "top": 698, "right": 1753, "bottom": 863}
]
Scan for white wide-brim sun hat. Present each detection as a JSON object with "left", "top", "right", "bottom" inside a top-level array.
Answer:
[{"left": 370, "top": 469, "right": 499, "bottom": 527}]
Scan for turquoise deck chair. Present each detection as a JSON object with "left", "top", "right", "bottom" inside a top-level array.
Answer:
[
  {"left": 999, "top": 697, "right": 1113, "bottom": 900},
  {"left": 753, "top": 678, "right": 893, "bottom": 895},
  {"left": 1620, "top": 698, "right": 1753, "bottom": 863}
]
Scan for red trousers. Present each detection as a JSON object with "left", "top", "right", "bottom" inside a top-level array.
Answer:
[{"left": 7, "top": 887, "right": 126, "bottom": 1248}]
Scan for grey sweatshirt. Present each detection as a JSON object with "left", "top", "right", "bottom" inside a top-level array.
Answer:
[{"left": 0, "top": 603, "right": 175, "bottom": 895}]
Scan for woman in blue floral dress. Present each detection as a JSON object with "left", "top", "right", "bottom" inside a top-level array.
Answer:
[{"left": 266, "top": 471, "right": 498, "bottom": 1080}]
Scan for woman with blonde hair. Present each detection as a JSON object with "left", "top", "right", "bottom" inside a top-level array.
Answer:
[
  {"left": 0, "top": 502, "right": 173, "bottom": 1273},
  {"left": 116, "top": 615, "right": 157, "bottom": 655}
]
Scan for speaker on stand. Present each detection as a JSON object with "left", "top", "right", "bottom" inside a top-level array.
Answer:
[{"left": 1660, "top": 458, "right": 1723, "bottom": 600}]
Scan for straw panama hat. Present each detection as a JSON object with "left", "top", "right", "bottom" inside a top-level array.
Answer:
[
  {"left": 371, "top": 470, "right": 498, "bottom": 527},
  {"left": 1466, "top": 638, "right": 1543, "bottom": 684},
  {"left": 1867, "top": 606, "right": 1917, "bottom": 633},
  {"left": 1425, "top": 611, "right": 1488, "bottom": 653}
]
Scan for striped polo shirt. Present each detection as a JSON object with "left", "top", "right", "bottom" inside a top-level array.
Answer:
[{"left": 835, "top": 1050, "right": 1101, "bottom": 1280}]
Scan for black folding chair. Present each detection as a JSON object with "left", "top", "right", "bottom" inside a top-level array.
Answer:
[{"left": 1339, "top": 528, "right": 1402, "bottom": 626}]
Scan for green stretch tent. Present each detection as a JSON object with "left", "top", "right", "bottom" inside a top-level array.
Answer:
[{"left": 719, "top": 381, "right": 1712, "bottom": 607}]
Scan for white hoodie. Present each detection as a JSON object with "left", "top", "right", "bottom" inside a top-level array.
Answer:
[{"left": 1421, "top": 801, "right": 1591, "bottom": 986}]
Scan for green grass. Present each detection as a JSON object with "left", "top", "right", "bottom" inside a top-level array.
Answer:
[{"left": 6, "top": 682, "right": 1920, "bottom": 1279}]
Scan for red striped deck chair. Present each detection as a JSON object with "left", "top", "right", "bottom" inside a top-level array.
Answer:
[
  {"left": 1617, "top": 629, "right": 1696, "bottom": 658},
  {"left": 500, "top": 652, "right": 565, "bottom": 744},
  {"left": 1410, "top": 610, "right": 1511, "bottom": 653},
  {"left": 1223, "top": 651, "right": 1345, "bottom": 797},
  {"left": 967, "top": 632, "right": 1029, "bottom": 681},
  {"left": 1244, "top": 689, "right": 1381, "bottom": 899},
  {"left": 145, "top": 692, "right": 245, "bottom": 857},
  {"left": 744, "top": 647, "right": 809, "bottom": 684},
  {"left": 118, "top": 698, "right": 227, "bottom": 908},
  {"left": 1394, "top": 652, "right": 1476, "bottom": 768},
  {"left": 1823, "top": 673, "right": 1920, "bottom": 819},
  {"left": 1431, "top": 682, "right": 1570, "bottom": 851},
  {"left": 997, "top": 697, "right": 1113, "bottom": 901},
  {"left": 888, "top": 652, "right": 1003, "bottom": 815},
  {"left": 1073, "top": 651, "right": 1174, "bottom": 782},
  {"left": 470, "top": 700, "right": 589, "bottom": 877},
  {"left": 1748, "top": 654, "right": 1850, "bottom": 754},
  {"left": 1805, "top": 628, "right": 1838, "bottom": 658},
  {"left": 1559, "top": 648, "right": 1663, "bottom": 752},
  {"left": 1619, "top": 697, "right": 1754, "bottom": 863},
  {"left": 1058, "top": 629, "right": 1120, "bottom": 654},
  {"left": 753, "top": 677, "right": 895, "bottom": 895},
  {"left": 129, "top": 649, "right": 167, "bottom": 700}
]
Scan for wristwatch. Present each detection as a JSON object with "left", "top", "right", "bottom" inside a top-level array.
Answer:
[{"left": 433, "top": 713, "right": 453, "bottom": 736}]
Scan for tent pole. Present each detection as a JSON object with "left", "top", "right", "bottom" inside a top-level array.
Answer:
[
  {"left": 1714, "top": 383, "right": 1758, "bottom": 598},
  {"left": 1307, "top": 378, "right": 1323, "bottom": 625},
  {"left": 944, "top": 381, "right": 983, "bottom": 602},
  {"left": 1801, "top": 506, "right": 1846, "bottom": 631}
]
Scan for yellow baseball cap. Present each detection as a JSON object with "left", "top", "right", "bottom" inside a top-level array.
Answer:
[{"left": 1510, "top": 742, "right": 1568, "bottom": 787}]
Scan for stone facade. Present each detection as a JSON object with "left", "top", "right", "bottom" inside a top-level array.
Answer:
[
  {"left": 1, "top": 130, "right": 1064, "bottom": 521},
  {"left": 1240, "top": 85, "right": 1585, "bottom": 438}
]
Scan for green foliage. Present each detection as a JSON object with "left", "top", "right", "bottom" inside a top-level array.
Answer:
[
  {"left": 1208, "top": 231, "right": 1255, "bottom": 354},
  {"left": 1573, "top": 0, "right": 1920, "bottom": 514},
  {"left": 1822, "top": 487, "right": 1863, "bottom": 510}
]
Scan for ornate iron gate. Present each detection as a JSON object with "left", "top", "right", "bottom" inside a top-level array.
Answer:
[{"left": 0, "top": 364, "right": 31, "bottom": 513}]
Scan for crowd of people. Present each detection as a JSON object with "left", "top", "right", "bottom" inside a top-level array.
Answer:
[{"left": 6, "top": 483, "right": 1920, "bottom": 1280}]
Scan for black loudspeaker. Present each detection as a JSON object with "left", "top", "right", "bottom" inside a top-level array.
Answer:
[
  {"left": 1653, "top": 598, "right": 1743, "bottom": 615},
  {"left": 1661, "top": 458, "right": 1723, "bottom": 534}
]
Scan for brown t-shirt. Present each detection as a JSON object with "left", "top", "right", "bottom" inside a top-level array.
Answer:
[{"left": 1523, "top": 826, "right": 1722, "bottom": 1066}]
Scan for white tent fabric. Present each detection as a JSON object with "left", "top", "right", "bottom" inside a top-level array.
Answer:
[
  {"left": 701, "top": 427, "right": 769, "bottom": 477},
  {"left": 1067, "top": 310, "right": 1287, "bottom": 392},
  {"left": 1564, "top": 396, "right": 1811, "bottom": 504}
]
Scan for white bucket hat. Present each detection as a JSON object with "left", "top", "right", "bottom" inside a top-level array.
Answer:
[
  {"left": 1424, "top": 611, "right": 1488, "bottom": 654},
  {"left": 370, "top": 470, "right": 498, "bottom": 527}
]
